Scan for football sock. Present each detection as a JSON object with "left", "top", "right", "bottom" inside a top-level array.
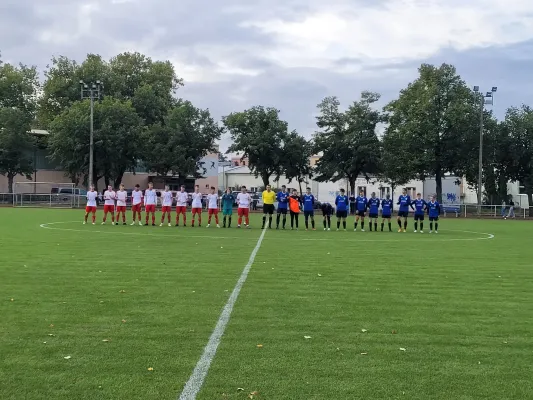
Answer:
[
  {"left": 435, "top": 223, "right": 439, "bottom": 231},
  {"left": 337, "top": 220, "right": 340, "bottom": 229},
  {"left": 327, "top": 216, "right": 331, "bottom": 228},
  {"left": 268, "top": 216, "right": 272, "bottom": 228},
  {"left": 388, "top": 222, "right": 392, "bottom": 231},
  {"left": 403, "top": 220, "right": 407, "bottom": 229},
  {"left": 262, "top": 216, "right": 266, "bottom": 227},
  {"left": 305, "top": 219, "right": 309, "bottom": 229},
  {"left": 342, "top": 221, "right": 346, "bottom": 229},
  {"left": 374, "top": 222, "right": 377, "bottom": 231},
  {"left": 276, "top": 214, "right": 281, "bottom": 227},
  {"left": 397, "top": 219, "right": 402, "bottom": 228},
  {"left": 414, "top": 222, "right": 418, "bottom": 230},
  {"left": 323, "top": 219, "right": 326, "bottom": 228},
  {"left": 311, "top": 220, "right": 315, "bottom": 229},
  {"left": 282, "top": 216, "right": 286, "bottom": 228},
  {"left": 361, "top": 221, "right": 364, "bottom": 230},
  {"left": 228, "top": 216, "right": 232, "bottom": 227},
  {"left": 430, "top": 222, "right": 433, "bottom": 231},
  {"left": 354, "top": 222, "right": 358, "bottom": 229},
  {"left": 381, "top": 222, "right": 384, "bottom": 231},
  {"left": 420, "top": 222, "right": 423, "bottom": 231}
]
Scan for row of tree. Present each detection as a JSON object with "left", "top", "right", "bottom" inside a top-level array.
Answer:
[{"left": 1, "top": 51, "right": 533, "bottom": 204}]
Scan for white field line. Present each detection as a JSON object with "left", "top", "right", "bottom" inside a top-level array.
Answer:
[{"left": 177, "top": 227, "right": 267, "bottom": 400}]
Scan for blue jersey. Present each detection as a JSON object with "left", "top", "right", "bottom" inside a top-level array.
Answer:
[
  {"left": 367, "top": 197, "right": 380, "bottom": 214},
  {"left": 397, "top": 195, "right": 411, "bottom": 212},
  {"left": 303, "top": 194, "right": 315, "bottom": 211},
  {"left": 381, "top": 199, "right": 393, "bottom": 216},
  {"left": 356, "top": 196, "right": 368, "bottom": 211},
  {"left": 411, "top": 199, "right": 427, "bottom": 214},
  {"left": 335, "top": 195, "right": 348, "bottom": 212},
  {"left": 427, "top": 201, "right": 440, "bottom": 217},
  {"left": 276, "top": 191, "right": 289, "bottom": 209}
]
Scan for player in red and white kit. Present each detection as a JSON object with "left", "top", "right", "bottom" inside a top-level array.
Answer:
[
  {"left": 175, "top": 185, "right": 188, "bottom": 227},
  {"left": 83, "top": 185, "right": 98, "bottom": 225},
  {"left": 102, "top": 185, "right": 116, "bottom": 224},
  {"left": 144, "top": 182, "right": 158, "bottom": 226},
  {"left": 115, "top": 184, "right": 128, "bottom": 225},
  {"left": 131, "top": 184, "right": 143, "bottom": 225},
  {"left": 160, "top": 185, "right": 173, "bottom": 227},
  {"left": 191, "top": 185, "right": 203, "bottom": 227},
  {"left": 237, "top": 186, "right": 252, "bottom": 228},
  {"left": 206, "top": 187, "right": 220, "bottom": 228}
]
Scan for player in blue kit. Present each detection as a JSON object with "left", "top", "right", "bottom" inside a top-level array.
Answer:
[
  {"left": 397, "top": 189, "right": 411, "bottom": 232},
  {"left": 367, "top": 192, "right": 380, "bottom": 232},
  {"left": 411, "top": 193, "right": 427, "bottom": 233},
  {"left": 335, "top": 188, "right": 349, "bottom": 231},
  {"left": 275, "top": 185, "right": 290, "bottom": 229},
  {"left": 354, "top": 190, "right": 368, "bottom": 231},
  {"left": 380, "top": 194, "right": 393, "bottom": 232},
  {"left": 303, "top": 187, "right": 316, "bottom": 230},
  {"left": 321, "top": 202, "right": 333, "bottom": 230},
  {"left": 427, "top": 195, "right": 441, "bottom": 233}
]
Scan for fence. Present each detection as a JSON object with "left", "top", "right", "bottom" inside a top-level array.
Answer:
[
  {"left": 441, "top": 204, "right": 530, "bottom": 219},
  {"left": 0, "top": 193, "right": 83, "bottom": 208}
]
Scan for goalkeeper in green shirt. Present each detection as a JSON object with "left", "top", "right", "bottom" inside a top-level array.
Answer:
[{"left": 221, "top": 189, "right": 235, "bottom": 228}]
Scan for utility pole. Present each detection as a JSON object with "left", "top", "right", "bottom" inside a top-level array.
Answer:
[
  {"left": 473, "top": 85, "right": 497, "bottom": 215},
  {"left": 80, "top": 80, "right": 103, "bottom": 188}
]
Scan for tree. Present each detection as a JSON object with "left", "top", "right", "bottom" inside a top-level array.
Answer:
[
  {"left": 378, "top": 129, "right": 413, "bottom": 196},
  {"left": 0, "top": 108, "right": 35, "bottom": 193},
  {"left": 384, "top": 63, "right": 478, "bottom": 203},
  {"left": 223, "top": 106, "right": 289, "bottom": 186},
  {"left": 142, "top": 101, "right": 223, "bottom": 179},
  {"left": 502, "top": 105, "right": 533, "bottom": 208},
  {"left": 314, "top": 93, "right": 382, "bottom": 194},
  {"left": 282, "top": 132, "right": 313, "bottom": 194},
  {"left": 0, "top": 59, "right": 39, "bottom": 192},
  {"left": 48, "top": 97, "right": 143, "bottom": 188}
]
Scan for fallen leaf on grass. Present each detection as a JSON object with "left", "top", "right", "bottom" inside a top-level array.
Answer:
[
  {"left": 48, "top": 334, "right": 55, "bottom": 337},
  {"left": 64, "top": 356, "right": 71, "bottom": 360},
  {"left": 317, "top": 273, "right": 322, "bottom": 277},
  {"left": 399, "top": 348, "right": 406, "bottom": 351},
  {"left": 392, "top": 330, "right": 398, "bottom": 334},
  {"left": 102, "top": 339, "right": 110, "bottom": 342},
  {"left": 237, "top": 388, "right": 244, "bottom": 391},
  {"left": 121, "top": 319, "right": 127, "bottom": 323},
  {"left": 248, "top": 391, "right": 259, "bottom": 398},
  {"left": 10, "top": 298, "right": 14, "bottom": 302},
  {"left": 503, "top": 341, "right": 508, "bottom": 344},
  {"left": 220, "top": 247, "right": 223, "bottom": 249},
  {"left": 361, "top": 329, "right": 368, "bottom": 333},
  {"left": 119, "top": 290, "right": 126, "bottom": 293},
  {"left": 360, "top": 352, "right": 368, "bottom": 355},
  {"left": 147, "top": 367, "right": 154, "bottom": 371},
  {"left": 256, "top": 344, "right": 263, "bottom": 348},
  {"left": 304, "top": 336, "right": 312, "bottom": 339},
  {"left": 49, "top": 324, "right": 54, "bottom": 328},
  {"left": 43, "top": 342, "right": 47, "bottom": 344}
]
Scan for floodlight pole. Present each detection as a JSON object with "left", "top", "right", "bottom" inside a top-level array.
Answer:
[
  {"left": 473, "top": 86, "right": 497, "bottom": 215},
  {"left": 80, "top": 80, "right": 103, "bottom": 188}
]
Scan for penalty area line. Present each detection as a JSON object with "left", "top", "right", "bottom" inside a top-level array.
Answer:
[{"left": 177, "top": 227, "right": 267, "bottom": 400}]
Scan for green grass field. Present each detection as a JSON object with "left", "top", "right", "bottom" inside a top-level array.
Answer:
[{"left": 1, "top": 208, "right": 532, "bottom": 400}]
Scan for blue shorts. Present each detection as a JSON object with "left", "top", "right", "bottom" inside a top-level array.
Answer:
[
  {"left": 382, "top": 213, "right": 391, "bottom": 219},
  {"left": 398, "top": 211, "right": 409, "bottom": 218},
  {"left": 304, "top": 210, "right": 314, "bottom": 217},
  {"left": 369, "top": 213, "right": 378, "bottom": 219},
  {"left": 336, "top": 210, "right": 348, "bottom": 218},
  {"left": 414, "top": 213, "right": 424, "bottom": 221},
  {"left": 429, "top": 216, "right": 439, "bottom": 221}
]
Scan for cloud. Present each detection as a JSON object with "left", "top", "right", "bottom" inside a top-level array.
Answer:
[{"left": 2, "top": 0, "right": 533, "bottom": 152}]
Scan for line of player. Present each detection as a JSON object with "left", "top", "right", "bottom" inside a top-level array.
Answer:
[
  {"left": 83, "top": 183, "right": 255, "bottom": 228},
  {"left": 83, "top": 183, "right": 442, "bottom": 233}
]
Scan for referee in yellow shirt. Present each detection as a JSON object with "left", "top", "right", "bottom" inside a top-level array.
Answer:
[{"left": 262, "top": 184, "right": 276, "bottom": 229}]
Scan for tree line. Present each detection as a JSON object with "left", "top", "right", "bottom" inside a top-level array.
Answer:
[{"left": 1, "top": 52, "right": 533, "bottom": 204}]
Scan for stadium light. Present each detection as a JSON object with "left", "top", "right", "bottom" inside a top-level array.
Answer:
[
  {"left": 80, "top": 80, "right": 103, "bottom": 188},
  {"left": 474, "top": 85, "right": 497, "bottom": 215}
]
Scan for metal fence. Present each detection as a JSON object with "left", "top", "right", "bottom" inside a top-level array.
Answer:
[
  {"left": 0, "top": 193, "right": 82, "bottom": 208},
  {"left": 441, "top": 204, "right": 529, "bottom": 219}
]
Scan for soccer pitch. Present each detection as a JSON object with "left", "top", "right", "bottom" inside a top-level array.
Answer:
[{"left": 1, "top": 208, "right": 532, "bottom": 400}]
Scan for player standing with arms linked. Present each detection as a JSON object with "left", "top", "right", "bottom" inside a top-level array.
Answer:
[
  {"left": 190, "top": 185, "right": 203, "bottom": 227},
  {"left": 102, "top": 185, "right": 116, "bottom": 225},
  {"left": 115, "top": 184, "right": 128, "bottom": 225},
  {"left": 335, "top": 188, "right": 349, "bottom": 231},
  {"left": 144, "top": 182, "right": 158, "bottom": 226},
  {"left": 354, "top": 190, "right": 368, "bottom": 231},
  {"left": 221, "top": 188, "right": 235, "bottom": 228},
  {"left": 380, "top": 194, "right": 393, "bottom": 232},
  {"left": 367, "top": 192, "right": 380, "bottom": 232},
  {"left": 275, "top": 185, "right": 290, "bottom": 229},
  {"left": 411, "top": 193, "right": 427, "bottom": 233},
  {"left": 175, "top": 185, "right": 188, "bottom": 227},
  {"left": 261, "top": 185, "right": 276, "bottom": 229},
  {"left": 206, "top": 187, "right": 220, "bottom": 228},
  {"left": 237, "top": 186, "right": 252, "bottom": 228},
  {"left": 397, "top": 189, "right": 411, "bottom": 232},
  {"left": 302, "top": 187, "right": 316, "bottom": 230},
  {"left": 160, "top": 185, "right": 173, "bottom": 227},
  {"left": 83, "top": 184, "right": 98, "bottom": 225},
  {"left": 427, "top": 195, "right": 441, "bottom": 233},
  {"left": 131, "top": 184, "right": 143, "bottom": 225}
]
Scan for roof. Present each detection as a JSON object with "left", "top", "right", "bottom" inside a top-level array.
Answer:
[
  {"left": 220, "top": 166, "right": 253, "bottom": 174},
  {"left": 30, "top": 129, "right": 49, "bottom": 136}
]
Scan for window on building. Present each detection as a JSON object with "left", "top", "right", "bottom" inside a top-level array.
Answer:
[
  {"left": 242, "top": 161, "right": 246, "bottom": 166},
  {"left": 357, "top": 186, "right": 367, "bottom": 196},
  {"left": 379, "top": 187, "right": 390, "bottom": 198},
  {"left": 406, "top": 187, "right": 416, "bottom": 198},
  {"left": 519, "top": 185, "right": 526, "bottom": 194}
]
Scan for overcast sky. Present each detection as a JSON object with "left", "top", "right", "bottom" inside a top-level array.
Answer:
[{"left": 3, "top": 0, "right": 533, "bottom": 152}]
